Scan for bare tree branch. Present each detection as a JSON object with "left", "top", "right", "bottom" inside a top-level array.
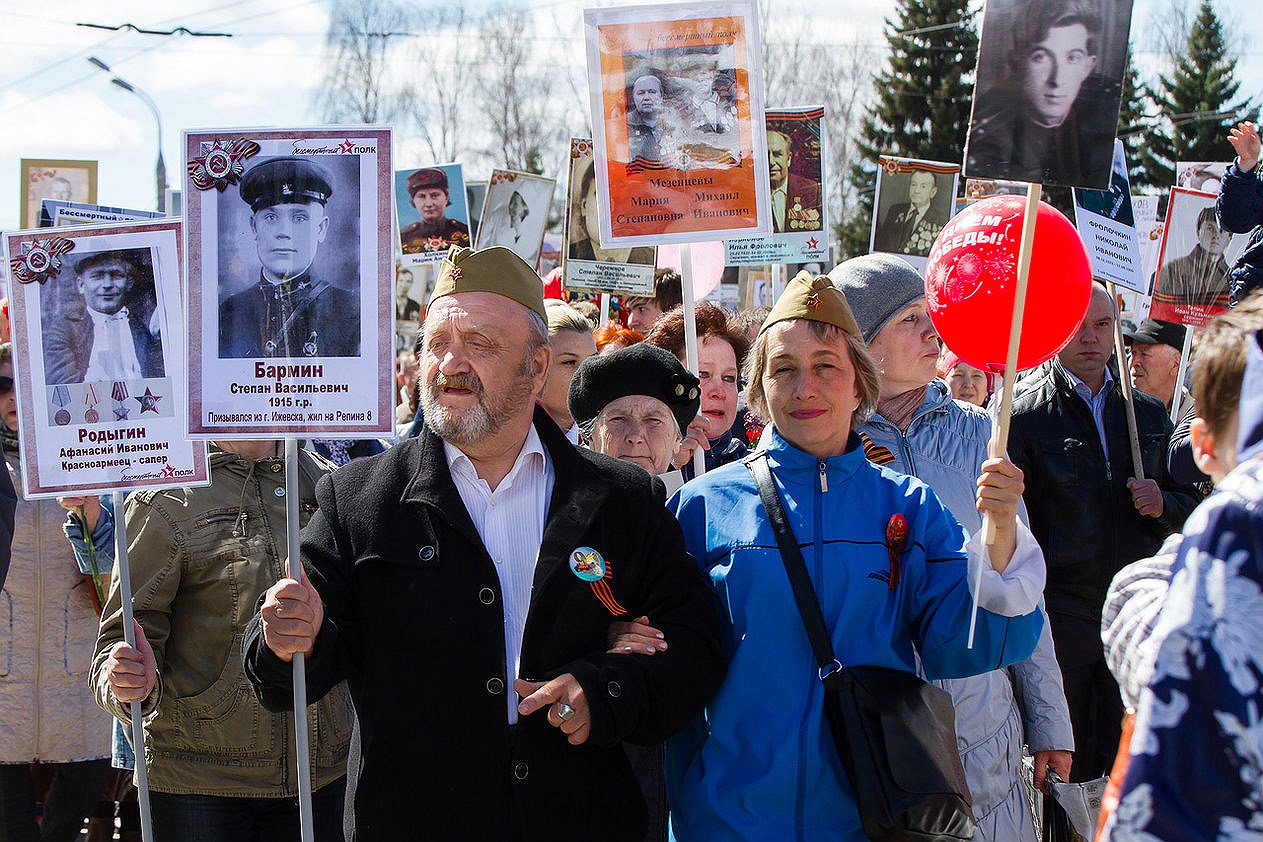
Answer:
[{"left": 317, "top": 0, "right": 416, "bottom": 125}]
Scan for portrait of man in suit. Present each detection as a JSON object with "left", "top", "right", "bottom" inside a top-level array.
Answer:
[
  {"left": 43, "top": 249, "right": 165, "bottom": 385},
  {"left": 873, "top": 169, "right": 949, "bottom": 257},
  {"left": 767, "top": 130, "right": 822, "bottom": 233}
]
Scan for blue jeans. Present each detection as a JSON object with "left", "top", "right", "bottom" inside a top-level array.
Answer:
[{"left": 148, "top": 777, "right": 345, "bottom": 842}]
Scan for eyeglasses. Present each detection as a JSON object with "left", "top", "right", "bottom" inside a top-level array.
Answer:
[{"left": 0, "top": 377, "right": 12, "bottom": 395}]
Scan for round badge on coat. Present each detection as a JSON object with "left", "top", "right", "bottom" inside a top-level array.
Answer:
[{"left": 569, "top": 547, "right": 606, "bottom": 582}]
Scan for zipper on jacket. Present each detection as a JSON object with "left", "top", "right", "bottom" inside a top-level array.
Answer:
[
  {"left": 797, "top": 459, "right": 829, "bottom": 841},
  {"left": 898, "top": 428, "right": 917, "bottom": 476}
]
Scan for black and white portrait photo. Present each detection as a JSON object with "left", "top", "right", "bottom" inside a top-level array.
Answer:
[
  {"left": 964, "top": 0, "right": 1134, "bottom": 189},
  {"left": 871, "top": 158, "right": 960, "bottom": 265},
  {"left": 40, "top": 248, "right": 165, "bottom": 386},
  {"left": 1150, "top": 187, "right": 1247, "bottom": 326},
  {"left": 620, "top": 56, "right": 744, "bottom": 172},
  {"left": 2, "top": 220, "right": 210, "bottom": 497},
  {"left": 216, "top": 155, "right": 361, "bottom": 359},
  {"left": 184, "top": 127, "right": 394, "bottom": 439},
  {"left": 475, "top": 169, "right": 555, "bottom": 268}
]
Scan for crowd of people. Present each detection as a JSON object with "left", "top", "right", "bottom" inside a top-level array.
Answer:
[{"left": 0, "top": 121, "right": 1261, "bottom": 842}]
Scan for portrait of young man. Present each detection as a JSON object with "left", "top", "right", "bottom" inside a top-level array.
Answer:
[
  {"left": 217, "top": 155, "right": 361, "bottom": 359},
  {"left": 1154, "top": 205, "right": 1236, "bottom": 310},
  {"left": 964, "top": 0, "right": 1131, "bottom": 188}
]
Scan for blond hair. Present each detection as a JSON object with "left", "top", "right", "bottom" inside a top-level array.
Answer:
[{"left": 743, "top": 319, "right": 881, "bottom": 426}]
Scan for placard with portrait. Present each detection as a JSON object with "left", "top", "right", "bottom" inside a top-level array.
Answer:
[
  {"left": 584, "top": 0, "right": 770, "bottom": 246},
  {"left": 563, "top": 138, "right": 657, "bottom": 294},
  {"left": 725, "top": 107, "right": 828, "bottom": 266},
  {"left": 3, "top": 220, "right": 209, "bottom": 497},
  {"left": 183, "top": 127, "right": 394, "bottom": 438},
  {"left": 964, "top": 0, "right": 1135, "bottom": 189}
]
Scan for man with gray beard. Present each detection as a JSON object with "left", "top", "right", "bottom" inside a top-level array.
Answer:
[{"left": 242, "top": 245, "right": 725, "bottom": 842}]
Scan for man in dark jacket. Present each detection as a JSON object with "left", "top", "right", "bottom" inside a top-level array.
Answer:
[
  {"left": 1007, "top": 283, "right": 1201, "bottom": 781},
  {"left": 1219, "top": 120, "right": 1263, "bottom": 306},
  {"left": 243, "top": 245, "right": 725, "bottom": 841}
]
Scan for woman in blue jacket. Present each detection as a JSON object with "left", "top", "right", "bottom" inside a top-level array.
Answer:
[{"left": 667, "top": 272, "right": 1047, "bottom": 841}]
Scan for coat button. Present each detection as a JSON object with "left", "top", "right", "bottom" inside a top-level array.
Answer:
[
  {"left": 486, "top": 677, "right": 504, "bottom": 695},
  {"left": 514, "top": 762, "right": 529, "bottom": 780},
  {"left": 418, "top": 545, "right": 435, "bottom": 562},
  {"left": 274, "top": 487, "right": 285, "bottom": 497},
  {"left": 607, "top": 681, "right": 622, "bottom": 698},
  {"left": 479, "top": 588, "right": 495, "bottom": 605}
]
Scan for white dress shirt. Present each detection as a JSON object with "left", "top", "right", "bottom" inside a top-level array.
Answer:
[
  {"left": 85, "top": 307, "right": 143, "bottom": 382},
  {"left": 444, "top": 425, "right": 554, "bottom": 722},
  {"left": 1065, "top": 365, "right": 1115, "bottom": 461}
]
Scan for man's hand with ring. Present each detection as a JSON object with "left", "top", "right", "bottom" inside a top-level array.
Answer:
[{"left": 514, "top": 674, "right": 591, "bottom": 745}]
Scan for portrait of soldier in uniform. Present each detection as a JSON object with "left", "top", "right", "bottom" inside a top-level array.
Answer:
[
  {"left": 43, "top": 249, "right": 165, "bottom": 385},
  {"left": 218, "top": 156, "right": 361, "bottom": 359},
  {"left": 399, "top": 167, "right": 470, "bottom": 256}
]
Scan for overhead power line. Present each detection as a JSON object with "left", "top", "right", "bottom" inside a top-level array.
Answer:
[{"left": 76, "top": 22, "right": 232, "bottom": 37}]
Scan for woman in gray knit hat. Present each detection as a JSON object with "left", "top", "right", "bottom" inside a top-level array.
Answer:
[{"left": 830, "top": 253, "right": 1074, "bottom": 842}]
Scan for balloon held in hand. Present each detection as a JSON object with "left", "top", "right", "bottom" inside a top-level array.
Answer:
[{"left": 924, "top": 195, "right": 1092, "bottom": 374}]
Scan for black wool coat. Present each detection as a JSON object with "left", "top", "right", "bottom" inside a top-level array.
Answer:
[{"left": 244, "top": 408, "right": 725, "bottom": 841}]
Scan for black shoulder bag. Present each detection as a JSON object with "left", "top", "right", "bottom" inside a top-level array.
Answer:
[{"left": 745, "top": 452, "right": 975, "bottom": 841}]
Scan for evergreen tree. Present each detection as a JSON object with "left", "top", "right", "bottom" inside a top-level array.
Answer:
[
  {"left": 1134, "top": 0, "right": 1256, "bottom": 187},
  {"left": 1117, "top": 54, "right": 1155, "bottom": 188},
  {"left": 837, "top": 0, "right": 977, "bottom": 258}
]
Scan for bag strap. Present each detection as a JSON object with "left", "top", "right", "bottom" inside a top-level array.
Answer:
[{"left": 744, "top": 452, "right": 842, "bottom": 677}]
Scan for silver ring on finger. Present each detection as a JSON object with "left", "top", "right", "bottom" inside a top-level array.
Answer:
[{"left": 556, "top": 702, "right": 576, "bottom": 722}]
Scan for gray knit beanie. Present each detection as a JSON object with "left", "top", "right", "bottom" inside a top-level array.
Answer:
[{"left": 826, "top": 253, "right": 926, "bottom": 344}]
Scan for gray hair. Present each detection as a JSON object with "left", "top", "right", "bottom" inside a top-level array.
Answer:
[{"left": 578, "top": 401, "right": 684, "bottom": 449}]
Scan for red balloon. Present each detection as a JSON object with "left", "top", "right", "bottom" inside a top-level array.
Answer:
[{"left": 925, "top": 195, "right": 1092, "bottom": 374}]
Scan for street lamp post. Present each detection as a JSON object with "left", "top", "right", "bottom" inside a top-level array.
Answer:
[{"left": 88, "top": 56, "right": 167, "bottom": 213}]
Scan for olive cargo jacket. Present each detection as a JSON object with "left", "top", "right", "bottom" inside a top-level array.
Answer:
[{"left": 91, "top": 447, "right": 352, "bottom": 796}]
